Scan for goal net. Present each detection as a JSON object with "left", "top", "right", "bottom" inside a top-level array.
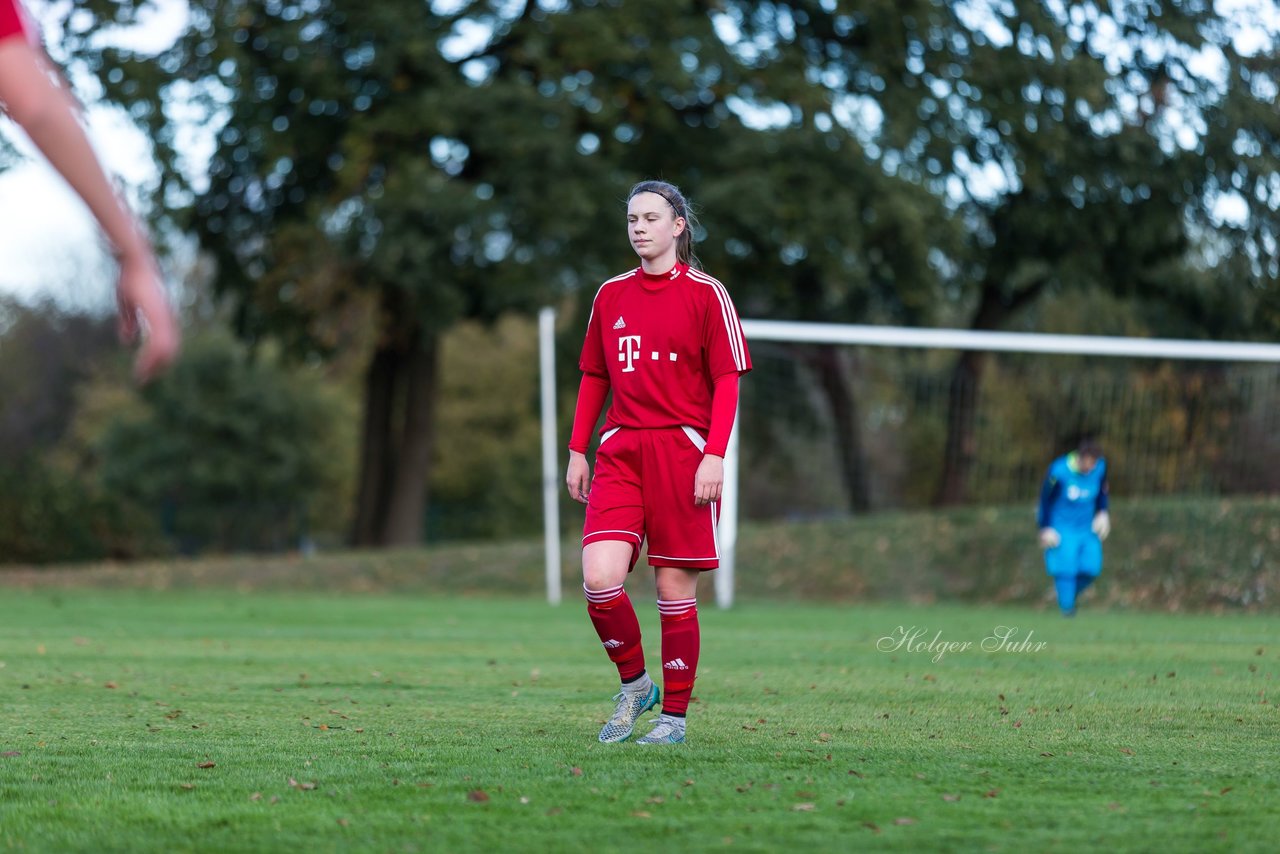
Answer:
[
  {"left": 718, "top": 321, "right": 1280, "bottom": 608},
  {"left": 737, "top": 324, "right": 1280, "bottom": 517}
]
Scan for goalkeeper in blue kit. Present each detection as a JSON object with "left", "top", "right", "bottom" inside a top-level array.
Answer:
[{"left": 1037, "top": 439, "right": 1110, "bottom": 616}]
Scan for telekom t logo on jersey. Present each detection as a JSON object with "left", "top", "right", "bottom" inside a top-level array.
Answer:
[
  {"left": 618, "top": 335, "right": 642, "bottom": 372},
  {"left": 617, "top": 334, "right": 679, "bottom": 373}
]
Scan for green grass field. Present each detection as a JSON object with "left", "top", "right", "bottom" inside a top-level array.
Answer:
[{"left": 1, "top": 591, "right": 1277, "bottom": 852}]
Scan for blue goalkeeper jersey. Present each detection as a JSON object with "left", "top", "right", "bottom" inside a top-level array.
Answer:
[{"left": 1037, "top": 453, "right": 1109, "bottom": 531}]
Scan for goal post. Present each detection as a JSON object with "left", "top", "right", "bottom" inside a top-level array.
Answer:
[
  {"left": 540, "top": 311, "right": 1280, "bottom": 608},
  {"left": 538, "top": 307, "right": 562, "bottom": 605}
]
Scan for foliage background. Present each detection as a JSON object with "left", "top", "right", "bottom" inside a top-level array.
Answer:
[{"left": 1, "top": 0, "right": 1277, "bottom": 564}]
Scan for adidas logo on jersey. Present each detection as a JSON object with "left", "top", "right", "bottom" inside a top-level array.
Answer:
[
  {"left": 663, "top": 658, "right": 689, "bottom": 670},
  {"left": 602, "top": 639, "right": 623, "bottom": 648},
  {"left": 613, "top": 316, "right": 626, "bottom": 330}
]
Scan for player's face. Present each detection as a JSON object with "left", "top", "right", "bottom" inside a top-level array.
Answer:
[
  {"left": 1077, "top": 453, "right": 1098, "bottom": 473},
  {"left": 627, "top": 192, "right": 685, "bottom": 263}
]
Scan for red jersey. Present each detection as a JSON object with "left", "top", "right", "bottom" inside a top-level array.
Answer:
[
  {"left": 579, "top": 262, "right": 751, "bottom": 435},
  {"left": 0, "top": 0, "right": 35, "bottom": 45}
]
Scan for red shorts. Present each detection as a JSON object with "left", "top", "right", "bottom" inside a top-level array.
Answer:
[{"left": 583, "top": 426, "right": 720, "bottom": 570}]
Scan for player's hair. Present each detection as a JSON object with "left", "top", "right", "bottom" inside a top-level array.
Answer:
[
  {"left": 628, "top": 180, "right": 701, "bottom": 270},
  {"left": 1076, "top": 436, "right": 1103, "bottom": 458}
]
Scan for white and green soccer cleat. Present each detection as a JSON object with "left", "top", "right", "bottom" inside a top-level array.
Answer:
[
  {"left": 597, "top": 682, "right": 660, "bottom": 743},
  {"left": 634, "top": 713, "right": 686, "bottom": 745}
]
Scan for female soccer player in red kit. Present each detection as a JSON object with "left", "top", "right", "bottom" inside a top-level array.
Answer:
[
  {"left": 0, "top": 0, "right": 179, "bottom": 381},
  {"left": 566, "top": 180, "right": 751, "bottom": 745}
]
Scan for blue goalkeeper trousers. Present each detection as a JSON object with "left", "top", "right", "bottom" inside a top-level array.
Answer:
[{"left": 1045, "top": 530, "right": 1102, "bottom": 613}]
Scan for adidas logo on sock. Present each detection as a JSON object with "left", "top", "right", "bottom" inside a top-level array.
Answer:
[
  {"left": 602, "top": 639, "right": 623, "bottom": 648},
  {"left": 613, "top": 316, "right": 626, "bottom": 330},
  {"left": 663, "top": 658, "right": 689, "bottom": 670}
]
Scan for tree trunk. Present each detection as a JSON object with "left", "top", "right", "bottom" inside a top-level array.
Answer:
[
  {"left": 808, "top": 345, "right": 872, "bottom": 513},
  {"left": 382, "top": 329, "right": 440, "bottom": 546},
  {"left": 933, "top": 274, "right": 1052, "bottom": 506},
  {"left": 934, "top": 349, "right": 986, "bottom": 506},
  {"left": 351, "top": 313, "right": 441, "bottom": 548},
  {"left": 352, "top": 344, "right": 397, "bottom": 546}
]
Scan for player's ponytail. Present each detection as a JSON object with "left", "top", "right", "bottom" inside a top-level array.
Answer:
[{"left": 628, "top": 180, "right": 701, "bottom": 270}]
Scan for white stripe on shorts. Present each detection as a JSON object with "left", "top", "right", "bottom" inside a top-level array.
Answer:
[{"left": 681, "top": 425, "right": 706, "bottom": 452}]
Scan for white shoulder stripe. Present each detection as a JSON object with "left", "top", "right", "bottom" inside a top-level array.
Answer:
[
  {"left": 689, "top": 270, "right": 744, "bottom": 370},
  {"left": 585, "top": 268, "right": 639, "bottom": 331},
  {"left": 687, "top": 269, "right": 746, "bottom": 371},
  {"left": 602, "top": 268, "right": 639, "bottom": 286}
]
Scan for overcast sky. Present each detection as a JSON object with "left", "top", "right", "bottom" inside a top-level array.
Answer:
[{"left": 0, "top": 0, "right": 1275, "bottom": 314}]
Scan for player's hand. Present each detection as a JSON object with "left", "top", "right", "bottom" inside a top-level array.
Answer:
[
  {"left": 1092, "top": 511, "right": 1111, "bottom": 541},
  {"left": 566, "top": 451, "right": 592, "bottom": 504},
  {"left": 116, "top": 248, "right": 180, "bottom": 383},
  {"left": 1038, "top": 527, "right": 1061, "bottom": 549},
  {"left": 694, "top": 454, "right": 723, "bottom": 506}
]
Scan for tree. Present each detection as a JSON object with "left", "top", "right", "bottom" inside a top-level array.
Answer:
[
  {"left": 68, "top": 0, "right": 793, "bottom": 544},
  {"left": 697, "top": 126, "right": 955, "bottom": 512},
  {"left": 66, "top": 0, "right": 1276, "bottom": 529},
  {"left": 732, "top": 0, "right": 1279, "bottom": 503}
]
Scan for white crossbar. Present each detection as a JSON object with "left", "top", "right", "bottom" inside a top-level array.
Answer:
[{"left": 741, "top": 320, "right": 1280, "bottom": 363}]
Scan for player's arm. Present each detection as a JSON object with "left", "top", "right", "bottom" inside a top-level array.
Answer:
[
  {"left": 1092, "top": 469, "right": 1111, "bottom": 540},
  {"left": 0, "top": 35, "right": 179, "bottom": 381},
  {"left": 1037, "top": 472, "right": 1060, "bottom": 548},
  {"left": 566, "top": 372, "right": 610, "bottom": 504},
  {"left": 694, "top": 373, "right": 739, "bottom": 506},
  {"left": 566, "top": 285, "right": 613, "bottom": 503}
]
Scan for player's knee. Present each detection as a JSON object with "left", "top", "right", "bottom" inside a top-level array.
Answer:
[
  {"left": 654, "top": 567, "right": 699, "bottom": 601},
  {"left": 582, "top": 570, "right": 624, "bottom": 593},
  {"left": 582, "top": 541, "right": 633, "bottom": 591}
]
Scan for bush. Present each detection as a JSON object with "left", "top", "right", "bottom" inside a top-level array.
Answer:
[
  {"left": 93, "top": 332, "right": 353, "bottom": 554},
  {"left": 0, "top": 461, "right": 163, "bottom": 564}
]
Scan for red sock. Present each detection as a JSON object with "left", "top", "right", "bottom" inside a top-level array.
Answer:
[
  {"left": 658, "top": 597, "right": 699, "bottom": 715},
  {"left": 585, "top": 583, "right": 645, "bottom": 682}
]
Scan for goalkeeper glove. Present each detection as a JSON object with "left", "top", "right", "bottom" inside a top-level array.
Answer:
[
  {"left": 1038, "top": 527, "right": 1061, "bottom": 549},
  {"left": 1092, "top": 511, "right": 1111, "bottom": 541}
]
